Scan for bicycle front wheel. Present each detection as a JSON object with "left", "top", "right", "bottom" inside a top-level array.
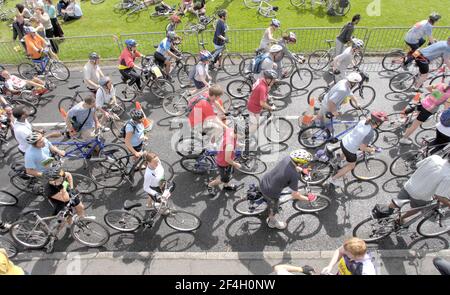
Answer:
[
  {"left": 233, "top": 198, "right": 268, "bottom": 216},
  {"left": 351, "top": 85, "right": 375, "bottom": 109},
  {"left": 104, "top": 210, "right": 141, "bottom": 232},
  {"left": 300, "top": 160, "right": 332, "bottom": 185},
  {"left": 10, "top": 220, "right": 49, "bottom": 249},
  {"left": 429, "top": 74, "right": 449, "bottom": 86},
  {"left": 290, "top": 68, "right": 313, "bottom": 90},
  {"left": 243, "top": 0, "right": 261, "bottom": 9},
  {"left": 164, "top": 210, "right": 201, "bottom": 232},
  {"left": 114, "top": 82, "right": 138, "bottom": 102},
  {"left": 180, "top": 156, "right": 214, "bottom": 174},
  {"left": 352, "top": 158, "right": 388, "bottom": 181},
  {"left": 298, "top": 126, "right": 330, "bottom": 149},
  {"left": 263, "top": 117, "right": 293, "bottom": 143},
  {"left": 10, "top": 173, "right": 35, "bottom": 194},
  {"left": 10, "top": 99, "right": 37, "bottom": 117},
  {"left": 175, "top": 136, "right": 204, "bottom": 157},
  {"left": 226, "top": 80, "right": 252, "bottom": 99},
  {"left": 50, "top": 61, "right": 70, "bottom": 81},
  {"left": 71, "top": 218, "right": 110, "bottom": 247},
  {"left": 258, "top": 6, "right": 277, "bottom": 18},
  {"left": 110, "top": 119, "right": 126, "bottom": 143},
  {"left": 176, "top": 65, "right": 192, "bottom": 86},
  {"left": 0, "top": 236, "right": 18, "bottom": 258},
  {"left": 235, "top": 155, "right": 267, "bottom": 175},
  {"left": 58, "top": 96, "right": 80, "bottom": 113},
  {"left": 417, "top": 208, "right": 450, "bottom": 237},
  {"left": 293, "top": 187, "right": 331, "bottom": 213},
  {"left": 382, "top": 51, "right": 404, "bottom": 71},
  {"left": 71, "top": 173, "right": 98, "bottom": 194},
  {"left": 389, "top": 72, "right": 415, "bottom": 93},
  {"left": 0, "top": 190, "right": 18, "bottom": 206},
  {"left": 352, "top": 217, "right": 394, "bottom": 242},
  {"left": 389, "top": 150, "right": 423, "bottom": 177},
  {"left": 269, "top": 81, "right": 292, "bottom": 100},
  {"left": 149, "top": 78, "right": 175, "bottom": 99},
  {"left": 307, "top": 86, "right": 328, "bottom": 106},
  {"left": 162, "top": 93, "right": 188, "bottom": 117},
  {"left": 378, "top": 112, "right": 409, "bottom": 132},
  {"left": 290, "top": 0, "right": 306, "bottom": 7},
  {"left": 222, "top": 53, "right": 243, "bottom": 76},
  {"left": 90, "top": 0, "right": 105, "bottom": 4},
  {"left": 18, "top": 63, "right": 38, "bottom": 80},
  {"left": 308, "top": 50, "right": 330, "bottom": 71},
  {"left": 89, "top": 161, "right": 124, "bottom": 187}
]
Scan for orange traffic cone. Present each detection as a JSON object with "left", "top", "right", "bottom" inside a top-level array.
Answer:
[
  {"left": 135, "top": 102, "right": 153, "bottom": 130},
  {"left": 413, "top": 92, "right": 421, "bottom": 103}
]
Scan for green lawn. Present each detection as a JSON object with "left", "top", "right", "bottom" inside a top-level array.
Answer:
[{"left": 1, "top": 0, "right": 449, "bottom": 62}]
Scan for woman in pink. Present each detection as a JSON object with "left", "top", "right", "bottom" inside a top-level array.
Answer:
[{"left": 400, "top": 82, "right": 450, "bottom": 145}]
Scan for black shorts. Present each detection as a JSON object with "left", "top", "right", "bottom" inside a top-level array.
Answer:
[
  {"left": 405, "top": 38, "right": 425, "bottom": 52},
  {"left": 133, "top": 143, "right": 143, "bottom": 152},
  {"left": 218, "top": 165, "right": 233, "bottom": 183},
  {"left": 415, "top": 59, "right": 429, "bottom": 74},
  {"left": 416, "top": 104, "right": 433, "bottom": 122},
  {"left": 341, "top": 141, "right": 357, "bottom": 163},
  {"left": 262, "top": 193, "right": 280, "bottom": 215},
  {"left": 154, "top": 51, "right": 166, "bottom": 68},
  {"left": 397, "top": 188, "right": 429, "bottom": 208},
  {"left": 49, "top": 195, "right": 80, "bottom": 215}
]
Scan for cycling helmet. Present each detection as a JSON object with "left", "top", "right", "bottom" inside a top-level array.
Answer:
[
  {"left": 43, "top": 167, "right": 64, "bottom": 180},
  {"left": 125, "top": 39, "right": 137, "bottom": 48},
  {"left": 24, "top": 26, "right": 36, "bottom": 34},
  {"left": 167, "top": 31, "right": 177, "bottom": 40},
  {"left": 346, "top": 72, "right": 362, "bottom": 83},
  {"left": 263, "top": 69, "right": 278, "bottom": 80},
  {"left": 26, "top": 132, "right": 41, "bottom": 144},
  {"left": 199, "top": 50, "right": 212, "bottom": 62},
  {"left": 269, "top": 44, "right": 283, "bottom": 53},
  {"left": 440, "top": 109, "right": 450, "bottom": 127},
  {"left": 271, "top": 19, "right": 281, "bottom": 28},
  {"left": 352, "top": 38, "right": 364, "bottom": 49},
  {"left": 170, "top": 14, "right": 181, "bottom": 23},
  {"left": 99, "top": 76, "right": 111, "bottom": 87},
  {"left": 370, "top": 111, "right": 388, "bottom": 125},
  {"left": 217, "top": 9, "right": 227, "bottom": 18},
  {"left": 89, "top": 52, "right": 99, "bottom": 61},
  {"left": 429, "top": 12, "right": 441, "bottom": 22},
  {"left": 290, "top": 149, "right": 313, "bottom": 166},
  {"left": 130, "top": 108, "right": 144, "bottom": 121},
  {"left": 288, "top": 32, "right": 297, "bottom": 43}
]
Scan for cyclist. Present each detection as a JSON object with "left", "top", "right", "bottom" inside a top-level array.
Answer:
[
  {"left": 12, "top": 105, "right": 35, "bottom": 156},
  {"left": 259, "top": 149, "right": 317, "bottom": 230},
  {"left": 211, "top": 9, "right": 228, "bottom": 70},
  {"left": 66, "top": 95, "right": 99, "bottom": 140},
  {"left": 192, "top": 0, "right": 206, "bottom": 15},
  {"left": 1, "top": 69, "right": 48, "bottom": 96},
  {"left": 166, "top": 14, "right": 181, "bottom": 36},
  {"left": 276, "top": 31, "right": 297, "bottom": 78},
  {"left": 95, "top": 76, "right": 118, "bottom": 127},
  {"left": 335, "top": 14, "right": 361, "bottom": 56},
  {"left": 23, "top": 26, "right": 48, "bottom": 73},
  {"left": 321, "top": 237, "right": 376, "bottom": 275},
  {"left": 191, "top": 50, "right": 212, "bottom": 90},
  {"left": 180, "top": 0, "right": 193, "bottom": 15},
  {"left": 329, "top": 38, "right": 364, "bottom": 84},
  {"left": 154, "top": 31, "right": 182, "bottom": 79},
  {"left": 412, "top": 37, "right": 450, "bottom": 91},
  {"left": 124, "top": 108, "right": 147, "bottom": 160},
  {"left": 399, "top": 81, "right": 450, "bottom": 145},
  {"left": 428, "top": 108, "right": 450, "bottom": 155},
  {"left": 258, "top": 19, "right": 281, "bottom": 53},
  {"left": 433, "top": 257, "right": 450, "bottom": 275},
  {"left": 83, "top": 52, "right": 104, "bottom": 94},
  {"left": 207, "top": 120, "right": 241, "bottom": 197},
  {"left": 328, "top": 111, "right": 387, "bottom": 188},
  {"left": 317, "top": 72, "right": 362, "bottom": 126},
  {"left": 118, "top": 39, "right": 143, "bottom": 91},
  {"left": 403, "top": 13, "right": 441, "bottom": 68},
  {"left": 254, "top": 44, "right": 283, "bottom": 80},
  {"left": 24, "top": 131, "right": 65, "bottom": 177},
  {"left": 143, "top": 152, "right": 170, "bottom": 209},
  {"left": 247, "top": 69, "right": 278, "bottom": 134}
]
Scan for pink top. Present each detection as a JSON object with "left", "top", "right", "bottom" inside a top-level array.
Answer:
[{"left": 421, "top": 83, "right": 450, "bottom": 112}]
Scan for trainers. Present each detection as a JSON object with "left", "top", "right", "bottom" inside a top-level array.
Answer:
[
  {"left": 207, "top": 185, "right": 217, "bottom": 198},
  {"left": 223, "top": 184, "right": 237, "bottom": 191},
  {"left": 328, "top": 178, "right": 344, "bottom": 188},
  {"left": 399, "top": 137, "right": 413, "bottom": 145},
  {"left": 101, "top": 126, "right": 111, "bottom": 132},
  {"left": 266, "top": 217, "right": 287, "bottom": 230}
]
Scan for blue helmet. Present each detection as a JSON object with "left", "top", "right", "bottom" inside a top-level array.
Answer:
[
  {"left": 440, "top": 109, "right": 450, "bottom": 127},
  {"left": 125, "top": 39, "right": 137, "bottom": 48},
  {"left": 199, "top": 50, "right": 212, "bottom": 62}
]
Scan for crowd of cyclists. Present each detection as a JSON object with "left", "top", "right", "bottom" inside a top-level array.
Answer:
[{"left": 0, "top": 3, "right": 450, "bottom": 275}]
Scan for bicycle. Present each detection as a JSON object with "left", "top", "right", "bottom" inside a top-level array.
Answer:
[
  {"left": 308, "top": 39, "right": 363, "bottom": 71},
  {"left": 18, "top": 50, "right": 70, "bottom": 81},
  {"left": 243, "top": 0, "right": 279, "bottom": 18},
  {"left": 113, "top": 0, "right": 140, "bottom": 15},
  {"left": 353, "top": 198, "right": 450, "bottom": 242},
  {"left": 0, "top": 78, "right": 56, "bottom": 107},
  {"left": 104, "top": 181, "right": 201, "bottom": 232},
  {"left": 10, "top": 191, "right": 110, "bottom": 253},
  {"left": 82, "top": 0, "right": 105, "bottom": 4},
  {"left": 290, "top": 0, "right": 351, "bottom": 16},
  {"left": 382, "top": 47, "right": 444, "bottom": 72},
  {"left": 199, "top": 41, "right": 244, "bottom": 77},
  {"left": 183, "top": 12, "right": 217, "bottom": 36},
  {"left": 389, "top": 64, "right": 446, "bottom": 93},
  {"left": 303, "top": 142, "right": 387, "bottom": 185},
  {"left": 0, "top": 190, "right": 18, "bottom": 206}
]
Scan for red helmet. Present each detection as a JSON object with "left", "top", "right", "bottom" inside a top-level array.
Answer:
[
  {"left": 170, "top": 14, "right": 181, "bottom": 23},
  {"left": 370, "top": 111, "right": 388, "bottom": 124}
]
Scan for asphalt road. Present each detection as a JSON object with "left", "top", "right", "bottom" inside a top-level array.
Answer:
[{"left": 1, "top": 59, "right": 449, "bottom": 255}]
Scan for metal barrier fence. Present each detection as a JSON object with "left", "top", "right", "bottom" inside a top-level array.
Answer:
[{"left": 0, "top": 26, "right": 449, "bottom": 64}]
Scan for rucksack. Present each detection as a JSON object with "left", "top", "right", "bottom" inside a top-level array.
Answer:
[
  {"left": 251, "top": 53, "right": 269, "bottom": 74},
  {"left": 119, "top": 120, "right": 137, "bottom": 138},
  {"left": 186, "top": 94, "right": 208, "bottom": 116},
  {"left": 440, "top": 109, "right": 450, "bottom": 127}
]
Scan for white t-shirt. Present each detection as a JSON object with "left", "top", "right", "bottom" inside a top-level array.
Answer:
[
  {"left": 334, "top": 47, "right": 353, "bottom": 72},
  {"left": 342, "top": 120, "right": 375, "bottom": 154},
  {"left": 436, "top": 122, "right": 450, "bottom": 137},
  {"left": 194, "top": 63, "right": 209, "bottom": 82},
  {"left": 321, "top": 79, "right": 352, "bottom": 112},
  {"left": 5, "top": 76, "right": 26, "bottom": 90},
  {"left": 13, "top": 120, "right": 33, "bottom": 153},
  {"left": 258, "top": 27, "right": 273, "bottom": 52},
  {"left": 404, "top": 155, "right": 450, "bottom": 201},
  {"left": 143, "top": 162, "right": 165, "bottom": 197},
  {"left": 83, "top": 62, "right": 102, "bottom": 88},
  {"left": 405, "top": 20, "right": 432, "bottom": 44},
  {"left": 95, "top": 86, "right": 116, "bottom": 109}
]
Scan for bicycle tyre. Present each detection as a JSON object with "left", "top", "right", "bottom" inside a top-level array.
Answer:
[
  {"left": 306, "top": 86, "right": 328, "bottom": 106},
  {"left": 243, "top": 0, "right": 261, "bottom": 9},
  {"left": 352, "top": 217, "right": 394, "bottom": 242},
  {"left": 238, "top": 57, "right": 253, "bottom": 77},
  {"left": 222, "top": 53, "right": 242, "bottom": 76},
  {"left": 334, "top": 1, "right": 351, "bottom": 16},
  {"left": 378, "top": 112, "right": 410, "bottom": 132},
  {"left": 429, "top": 74, "right": 449, "bottom": 86},
  {"left": 263, "top": 117, "right": 293, "bottom": 144},
  {"left": 429, "top": 56, "right": 444, "bottom": 73},
  {"left": 351, "top": 85, "right": 375, "bottom": 109},
  {"left": 114, "top": 82, "right": 137, "bottom": 102},
  {"left": 299, "top": 160, "right": 332, "bottom": 185},
  {"left": 416, "top": 208, "right": 450, "bottom": 238},
  {"left": 180, "top": 156, "right": 214, "bottom": 174},
  {"left": 89, "top": 161, "right": 125, "bottom": 187},
  {"left": 20, "top": 91, "right": 39, "bottom": 106},
  {"left": 175, "top": 136, "right": 204, "bottom": 157},
  {"left": 389, "top": 150, "right": 423, "bottom": 177},
  {"left": 389, "top": 72, "right": 415, "bottom": 93},
  {"left": 49, "top": 61, "right": 70, "bottom": 81},
  {"left": 235, "top": 155, "right": 267, "bottom": 175},
  {"left": 226, "top": 79, "right": 252, "bottom": 99},
  {"left": 71, "top": 218, "right": 110, "bottom": 247},
  {"left": 110, "top": 119, "right": 126, "bottom": 143},
  {"left": 290, "top": 68, "right": 313, "bottom": 90},
  {"left": 0, "top": 190, "right": 18, "bottom": 206},
  {"left": 293, "top": 189, "right": 331, "bottom": 213},
  {"left": 258, "top": 6, "right": 277, "bottom": 18},
  {"left": 18, "top": 63, "right": 38, "bottom": 80},
  {"left": 149, "top": 78, "right": 175, "bottom": 99},
  {"left": 290, "top": 0, "right": 306, "bottom": 7},
  {"left": 57, "top": 96, "right": 80, "bottom": 113},
  {"left": 352, "top": 158, "right": 388, "bottom": 181},
  {"left": 0, "top": 236, "right": 18, "bottom": 258},
  {"left": 308, "top": 50, "right": 330, "bottom": 71},
  {"left": 381, "top": 50, "right": 404, "bottom": 71},
  {"left": 176, "top": 65, "right": 192, "bottom": 86},
  {"left": 10, "top": 220, "right": 50, "bottom": 249},
  {"left": 162, "top": 93, "right": 188, "bottom": 117},
  {"left": 164, "top": 210, "right": 201, "bottom": 232},
  {"left": 71, "top": 173, "right": 98, "bottom": 194},
  {"left": 10, "top": 173, "right": 35, "bottom": 194},
  {"left": 233, "top": 198, "right": 268, "bottom": 216},
  {"left": 269, "top": 81, "right": 292, "bottom": 100},
  {"left": 90, "top": 0, "right": 105, "bottom": 4},
  {"left": 298, "top": 125, "right": 331, "bottom": 149},
  {"left": 104, "top": 210, "right": 141, "bottom": 232},
  {"left": 10, "top": 99, "right": 37, "bottom": 117}
]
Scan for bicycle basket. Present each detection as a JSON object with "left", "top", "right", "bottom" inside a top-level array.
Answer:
[
  {"left": 371, "top": 204, "right": 394, "bottom": 219},
  {"left": 246, "top": 184, "right": 263, "bottom": 201}
]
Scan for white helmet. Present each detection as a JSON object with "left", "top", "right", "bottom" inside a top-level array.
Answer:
[
  {"left": 269, "top": 44, "right": 283, "bottom": 53},
  {"left": 346, "top": 72, "right": 362, "bottom": 83},
  {"left": 352, "top": 38, "right": 364, "bottom": 49}
]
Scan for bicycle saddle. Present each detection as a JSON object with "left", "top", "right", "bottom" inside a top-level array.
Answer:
[
  {"left": 21, "top": 208, "right": 40, "bottom": 216},
  {"left": 124, "top": 200, "right": 142, "bottom": 210},
  {"left": 68, "top": 85, "right": 80, "bottom": 90},
  {"left": 326, "top": 142, "right": 340, "bottom": 154},
  {"left": 153, "top": 44, "right": 158, "bottom": 49},
  {"left": 392, "top": 199, "right": 411, "bottom": 208},
  {"left": 325, "top": 39, "right": 334, "bottom": 43}
]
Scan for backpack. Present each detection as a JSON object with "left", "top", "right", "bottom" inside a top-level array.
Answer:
[
  {"left": 371, "top": 204, "right": 394, "bottom": 219},
  {"left": 186, "top": 94, "right": 208, "bottom": 116},
  {"left": 119, "top": 120, "right": 137, "bottom": 139},
  {"left": 440, "top": 109, "right": 450, "bottom": 127},
  {"left": 251, "top": 53, "right": 269, "bottom": 74}
]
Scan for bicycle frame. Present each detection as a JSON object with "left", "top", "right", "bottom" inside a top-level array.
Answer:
[
  {"left": 52, "top": 137, "right": 105, "bottom": 160},
  {"left": 31, "top": 55, "right": 50, "bottom": 74},
  {"left": 389, "top": 201, "right": 441, "bottom": 231},
  {"left": 324, "top": 117, "right": 360, "bottom": 140}
]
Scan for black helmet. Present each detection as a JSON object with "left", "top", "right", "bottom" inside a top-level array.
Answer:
[
  {"left": 217, "top": 9, "right": 227, "bottom": 18},
  {"left": 429, "top": 12, "right": 441, "bottom": 22},
  {"left": 263, "top": 69, "right": 278, "bottom": 80},
  {"left": 130, "top": 108, "right": 144, "bottom": 121},
  {"left": 43, "top": 167, "right": 64, "bottom": 180}
]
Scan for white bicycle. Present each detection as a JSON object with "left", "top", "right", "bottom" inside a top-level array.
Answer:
[{"left": 243, "top": 0, "right": 278, "bottom": 18}]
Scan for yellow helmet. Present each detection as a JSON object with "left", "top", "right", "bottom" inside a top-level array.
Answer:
[{"left": 290, "top": 149, "right": 313, "bottom": 165}]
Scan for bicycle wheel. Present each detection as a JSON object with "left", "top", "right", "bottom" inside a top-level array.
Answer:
[
  {"left": 429, "top": 74, "right": 449, "bottom": 86},
  {"left": 382, "top": 51, "right": 404, "bottom": 71},
  {"left": 71, "top": 218, "right": 110, "bottom": 247},
  {"left": 243, "top": 0, "right": 261, "bottom": 9},
  {"left": 109, "top": 100, "right": 127, "bottom": 118},
  {"left": 307, "top": 86, "right": 328, "bottom": 106},
  {"left": 164, "top": 210, "right": 201, "bottom": 232},
  {"left": 149, "top": 78, "right": 175, "bottom": 99},
  {"left": 100, "top": 143, "right": 129, "bottom": 161},
  {"left": 238, "top": 57, "right": 253, "bottom": 77},
  {"left": 235, "top": 155, "right": 267, "bottom": 175},
  {"left": 352, "top": 158, "right": 388, "bottom": 181},
  {"left": 233, "top": 198, "right": 268, "bottom": 216},
  {"left": 89, "top": 161, "right": 124, "bottom": 187},
  {"left": 308, "top": 50, "right": 330, "bottom": 71},
  {"left": 182, "top": 52, "right": 197, "bottom": 67},
  {"left": 182, "top": 22, "right": 198, "bottom": 36},
  {"left": 389, "top": 150, "right": 424, "bottom": 177},
  {"left": 351, "top": 50, "right": 363, "bottom": 68},
  {"left": 162, "top": 93, "right": 188, "bottom": 117},
  {"left": 20, "top": 91, "right": 39, "bottom": 106},
  {"left": 57, "top": 96, "right": 80, "bottom": 113},
  {"left": 421, "top": 109, "right": 441, "bottom": 130},
  {"left": 258, "top": 6, "right": 277, "bottom": 18},
  {"left": 429, "top": 56, "right": 443, "bottom": 73},
  {"left": 10, "top": 99, "right": 37, "bottom": 117},
  {"left": 90, "top": 0, "right": 105, "bottom": 4},
  {"left": 290, "top": 68, "right": 313, "bottom": 90},
  {"left": 71, "top": 173, "right": 98, "bottom": 194},
  {"left": 0, "top": 236, "right": 18, "bottom": 258},
  {"left": 10, "top": 173, "right": 35, "bottom": 194},
  {"left": 226, "top": 80, "right": 252, "bottom": 99},
  {"left": 18, "top": 63, "right": 38, "bottom": 80},
  {"left": 222, "top": 53, "right": 242, "bottom": 76},
  {"left": 49, "top": 61, "right": 70, "bottom": 81},
  {"left": 290, "top": 0, "right": 306, "bottom": 7},
  {"left": 176, "top": 65, "right": 192, "bottom": 86},
  {"left": 389, "top": 72, "right": 415, "bottom": 93},
  {"left": 104, "top": 210, "right": 141, "bottom": 232},
  {"left": 180, "top": 156, "right": 214, "bottom": 174},
  {"left": 351, "top": 85, "right": 375, "bottom": 109},
  {"left": 175, "top": 136, "right": 204, "bottom": 157},
  {"left": 334, "top": 1, "right": 351, "bottom": 16},
  {"left": 110, "top": 119, "right": 126, "bottom": 143},
  {"left": 269, "top": 81, "right": 292, "bottom": 100},
  {"left": 352, "top": 217, "right": 394, "bottom": 242},
  {"left": 263, "top": 117, "right": 293, "bottom": 144},
  {"left": 280, "top": 56, "right": 295, "bottom": 78},
  {"left": 293, "top": 187, "right": 331, "bottom": 213},
  {"left": 417, "top": 208, "right": 450, "bottom": 237},
  {"left": 298, "top": 126, "right": 330, "bottom": 149},
  {"left": 0, "top": 190, "right": 18, "bottom": 206},
  {"left": 300, "top": 160, "right": 332, "bottom": 185},
  {"left": 114, "top": 82, "right": 137, "bottom": 102},
  {"left": 378, "top": 112, "right": 409, "bottom": 132},
  {"left": 10, "top": 220, "right": 49, "bottom": 249}
]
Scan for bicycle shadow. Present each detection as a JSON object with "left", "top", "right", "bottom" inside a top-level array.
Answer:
[
  {"left": 381, "top": 176, "right": 408, "bottom": 194},
  {"left": 316, "top": 186, "right": 350, "bottom": 237}
]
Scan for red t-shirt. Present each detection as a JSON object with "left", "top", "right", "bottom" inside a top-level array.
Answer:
[
  {"left": 247, "top": 78, "right": 269, "bottom": 114},
  {"left": 118, "top": 48, "right": 142, "bottom": 70},
  {"left": 188, "top": 92, "right": 223, "bottom": 127},
  {"left": 216, "top": 127, "right": 236, "bottom": 167}
]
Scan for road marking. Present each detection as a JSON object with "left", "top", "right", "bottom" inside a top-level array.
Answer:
[{"left": 32, "top": 122, "right": 66, "bottom": 128}]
